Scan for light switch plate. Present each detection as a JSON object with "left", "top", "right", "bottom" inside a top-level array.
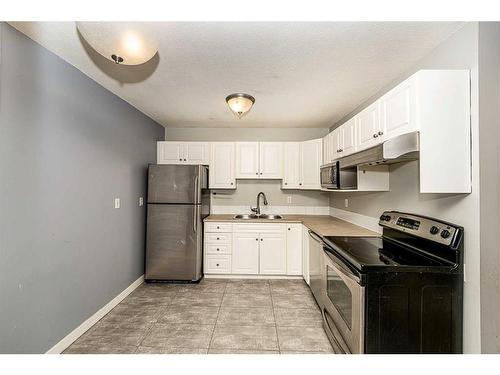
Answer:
[
  {"left": 344, "top": 198, "right": 349, "bottom": 208},
  {"left": 287, "top": 196, "right": 292, "bottom": 204},
  {"left": 114, "top": 198, "right": 121, "bottom": 209},
  {"left": 139, "top": 197, "right": 144, "bottom": 206}
]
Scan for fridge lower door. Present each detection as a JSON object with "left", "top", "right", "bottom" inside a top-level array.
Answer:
[{"left": 145, "top": 204, "right": 202, "bottom": 281}]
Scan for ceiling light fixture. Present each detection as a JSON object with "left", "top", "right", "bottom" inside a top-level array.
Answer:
[
  {"left": 225, "top": 93, "right": 256, "bottom": 119},
  {"left": 76, "top": 22, "right": 158, "bottom": 65}
]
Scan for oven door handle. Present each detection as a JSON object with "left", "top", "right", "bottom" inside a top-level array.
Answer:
[
  {"left": 324, "top": 248, "right": 362, "bottom": 284},
  {"left": 308, "top": 230, "right": 323, "bottom": 243}
]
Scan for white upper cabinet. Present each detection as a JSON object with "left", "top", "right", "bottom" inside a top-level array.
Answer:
[
  {"left": 259, "top": 142, "right": 284, "bottom": 179},
  {"left": 157, "top": 141, "right": 209, "bottom": 164},
  {"left": 209, "top": 142, "right": 235, "bottom": 189},
  {"left": 157, "top": 141, "right": 184, "bottom": 164},
  {"left": 357, "top": 101, "right": 382, "bottom": 150},
  {"left": 183, "top": 142, "right": 210, "bottom": 164},
  {"left": 282, "top": 142, "right": 301, "bottom": 189},
  {"left": 236, "top": 142, "right": 283, "bottom": 179},
  {"left": 341, "top": 117, "right": 357, "bottom": 156},
  {"left": 325, "top": 69, "right": 471, "bottom": 193},
  {"left": 300, "top": 139, "right": 323, "bottom": 190},
  {"left": 381, "top": 76, "right": 417, "bottom": 140},
  {"left": 235, "top": 142, "right": 260, "bottom": 178}
]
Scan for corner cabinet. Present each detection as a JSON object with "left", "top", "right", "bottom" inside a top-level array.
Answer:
[
  {"left": 209, "top": 142, "right": 235, "bottom": 189},
  {"left": 300, "top": 139, "right": 323, "bottom": 190},
  {"left": 157, "top": 141, "right": 209, "bottom": 165},
  {"left": 282, "top": 139, "right": 322, "bottom": 190}
]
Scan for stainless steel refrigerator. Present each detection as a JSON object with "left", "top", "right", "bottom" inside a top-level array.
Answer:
[{"left": 145, "top": 164, "right": 210, "bottom": 282}]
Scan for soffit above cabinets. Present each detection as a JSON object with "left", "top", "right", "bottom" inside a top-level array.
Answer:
[{"left": 10, "top": 22, "right": 465, "bottom": 128}]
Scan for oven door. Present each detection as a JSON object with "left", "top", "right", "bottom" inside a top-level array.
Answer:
[{"left": 322, "top": 249, "right": 365, "bottom": 354}]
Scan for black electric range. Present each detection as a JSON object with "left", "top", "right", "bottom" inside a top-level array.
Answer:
[{"left": 320, "top": 211, "right": 464, "bottom": 354}]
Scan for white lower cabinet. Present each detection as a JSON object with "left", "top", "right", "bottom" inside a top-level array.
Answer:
[
  {"left": 286, "top": 224, "right": 303, "bottom": 275},
  {"left": 302, "top": 225, "right": 310, "bottom": 285},
  {"left": 232, "top": 232, "right": 260, "bottom": 274},
  {"left": 259, "top": 231, "right": 287, "bottom": 275},
  {"left": 203, "top": 222, "right": 306, "bottom": 278}
]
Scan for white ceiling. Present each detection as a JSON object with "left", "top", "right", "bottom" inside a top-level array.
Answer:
[{"left": 10, "top": 22, "right": 465, "bottom": 128}]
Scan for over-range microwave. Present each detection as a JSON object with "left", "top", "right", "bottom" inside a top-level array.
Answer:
[{"left": 320, "top": 162, "right": 357, "bottom": 190}]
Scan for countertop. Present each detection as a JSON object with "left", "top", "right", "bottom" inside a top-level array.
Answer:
[{"left": 204, "top": 214, "right": 379, "bottom": 237}]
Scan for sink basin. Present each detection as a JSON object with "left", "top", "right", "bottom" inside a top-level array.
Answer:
[
  {"left": 233, "top": 214, "right": 259, "bottom": 219},
  {"left": 232, "top": 214, "right": 283, "bottom": 220},
  {"left": 258, "top": 214, "right": 283, "bottom": 220}
]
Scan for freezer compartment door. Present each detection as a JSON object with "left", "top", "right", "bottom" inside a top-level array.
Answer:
[
  {"left": 145, "top": 204, "right": 202, "bottom": 281},
  {"left": 148, "top": 164, "right": 205, "bottom": 204}
]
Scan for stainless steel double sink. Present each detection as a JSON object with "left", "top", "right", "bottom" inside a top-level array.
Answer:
[{"left": 233, "top": 214, "right": 283, "bottom": 220}]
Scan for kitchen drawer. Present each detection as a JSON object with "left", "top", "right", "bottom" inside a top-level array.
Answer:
[
  {"left": 205, "top": 244, "right": 231, "bottom": 255},
  {"left": 205, "top": 233, "right": 232, "bottom": 244},
  {"left": 205, "top": 222, "right": 232, "bottom": 233},
  {"left": 205, "top": 255, "right": 231, "bottom": 274}
]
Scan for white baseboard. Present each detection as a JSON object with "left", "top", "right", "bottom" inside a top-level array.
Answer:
[
  {"left": 329, "top": 207, "right": 382, "bottom": 234},
  {"left": 46, "top": 274, "right": 144, "bottom": 354},
  {"left": 204, "top": 274, "right": 303, "bottom": 280}
]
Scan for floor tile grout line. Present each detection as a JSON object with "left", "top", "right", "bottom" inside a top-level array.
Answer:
[
  {"left": 207, "top": 279, "right": 227, "bottom": 352},
  {"left": 269, "top": 285, "right": 282, "bottom": 354}
]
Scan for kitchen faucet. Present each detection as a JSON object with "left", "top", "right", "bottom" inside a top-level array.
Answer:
[{"left": 251, "top": 192, "right": 268, "bottom": 215}]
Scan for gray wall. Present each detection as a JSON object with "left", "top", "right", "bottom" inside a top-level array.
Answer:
[
  {"left": 0, "top": 24, "right": 164, "bottom": 353},
  {"left": 166, "top": 127, "right": 329, "bottom": 208},
  {"left": 329, "top": 23, "right": 482, "bottom": 353},
  {"left": 478, "top": 22, "right": 500, "bottom": 354}
]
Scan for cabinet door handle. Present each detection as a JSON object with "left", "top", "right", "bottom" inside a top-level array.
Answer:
[
  {"left": 284, "top": 182, "right": 288, "bottom": 185},
  {"left": 216, "top": 226, "right": 220, "bottom": 229},
  {"left": 216, "top": 237, "right": 219, "bottom": 240},
  {"left": 179, "top": 158, "right": 182, "bottom": 161},
  {"left": 230, "top": 182, "right": 234, "bottom": 185},
  {"left": 378, "top": 131, "right": 384, "bottom": 136},
  {"left": 373, "top": 133, "right": 379, "bottom": 138},
  {"left": 184, "top": 158, "right": 187, "bottom": 161},
  {"left": 288, "top": 228, "right": 291, "bottom": 231},
  {"left": 261, "top": 238, "right": 263, "bottom": 241},
  {"left": 255, "top": 172, "right": 258, "bottom": 175},
  {"left": 216, "top": 263, "right": 220, "bottom": 267},
  {"left": 216, "top": 248, "right": 220, "bottom": 251},
  {"left": 259, "top": 172, "right": 262, "bottom": 175},
  {"left": 299, "top": 183, "right": 302, "bottom": 186},
  {"left": 256, "top": 238, "right": 259, "bottom": 241}
]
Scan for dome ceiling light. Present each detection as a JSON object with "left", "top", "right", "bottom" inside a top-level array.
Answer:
[
  {"left": 76, "top": 22, "right": 158, "bottom": 65},
  {"left": 225, "top": 93, "right": 256, "bottom": 119}
]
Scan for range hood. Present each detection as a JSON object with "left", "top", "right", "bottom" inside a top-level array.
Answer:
[{"left": 339, "top": 131, "right": 420, "bottom": 169}]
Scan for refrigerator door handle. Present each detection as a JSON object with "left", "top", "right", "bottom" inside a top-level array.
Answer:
[
  {"left": 193, "top": 204, "right": 198, "bottom": 233},
  {"left": 194, "top": 175, "right": 199, "bottom": 204}
]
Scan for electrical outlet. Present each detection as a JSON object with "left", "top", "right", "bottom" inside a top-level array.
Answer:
[
  {"left": 114, "top": 198, "right": 121, "bottom": 209},
  {"left": 287, "top": 196, "right": 292, "bottom": 204},
  {"left": 344, "top": 198, "right": 349, "bottom": 208},
  {"left": 139, "top": 197, "right": 144, "bottom": 206}
]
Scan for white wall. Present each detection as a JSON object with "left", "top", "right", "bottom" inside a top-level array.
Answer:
[
  {"left": 329, "top": 23, "right": 481, "bottom": 353},
  {"left": 165, "top": 127, "right": 328, "bottom": 142},
  {"left": 478, "top": 22, "right": 500, "bottom": 354}
]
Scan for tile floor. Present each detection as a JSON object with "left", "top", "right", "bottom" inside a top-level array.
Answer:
[{"left": 64, "top": 279, "right": 333, "bottom": 354}]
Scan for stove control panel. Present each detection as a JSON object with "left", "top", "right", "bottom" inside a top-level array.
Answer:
[{"left": 379, "top": 211, "right": 461, "bottom": 247}]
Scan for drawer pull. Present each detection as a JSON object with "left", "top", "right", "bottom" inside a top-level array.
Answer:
[
  {"left": 217, "top": 226, "right": 220, "bottom": 229},
  {"left": 217, "top": 248, "right": 220, "bottom": 251},
  {"left": 217, "top": 237, "right": 219, "bottom": 240},
  {"left": 216, "top": 263, "right": 220, "bottom": 267}
]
